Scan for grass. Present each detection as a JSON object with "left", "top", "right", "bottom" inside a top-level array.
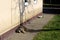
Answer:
[{"left": 33, "top": 14, "right": 60, "bottom": 40}]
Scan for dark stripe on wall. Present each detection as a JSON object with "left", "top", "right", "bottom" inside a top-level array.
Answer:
[{"left": 43, "top": 0, "right": 60, "bottom": 14}]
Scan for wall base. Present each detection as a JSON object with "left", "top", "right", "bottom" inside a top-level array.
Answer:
[{"left": 0, "top": 12, "right": 42, "bottom": 40}]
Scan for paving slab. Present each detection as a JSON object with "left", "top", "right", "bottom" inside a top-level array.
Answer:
[{"left": 6, "top": 14, "right": 54, "bottom": 40}]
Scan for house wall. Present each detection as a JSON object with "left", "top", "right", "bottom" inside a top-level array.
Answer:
[{"left": 0, "top": 0, "right": 43, "bottom": 36}]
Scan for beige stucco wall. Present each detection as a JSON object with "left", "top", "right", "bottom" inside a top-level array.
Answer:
[{"left": 0, "top": 0, "right": 43, "bottom": 35}]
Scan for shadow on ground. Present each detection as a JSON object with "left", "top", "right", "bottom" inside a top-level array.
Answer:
[{"left": 26, "top": 28, "right": 60, "bottom": 33}]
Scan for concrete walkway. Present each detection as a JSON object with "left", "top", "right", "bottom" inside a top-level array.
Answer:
[{"left": 6, "top": 13, "right": 54, "bottom": 40}]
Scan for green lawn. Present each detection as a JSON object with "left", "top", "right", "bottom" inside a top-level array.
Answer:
[{"left": 33, "top": 14, "right": 60, "bottom": 40}]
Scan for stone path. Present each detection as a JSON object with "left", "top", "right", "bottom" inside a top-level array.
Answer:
[{"left": 6, "top": 13, "right": 54, "bottom": 40}]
